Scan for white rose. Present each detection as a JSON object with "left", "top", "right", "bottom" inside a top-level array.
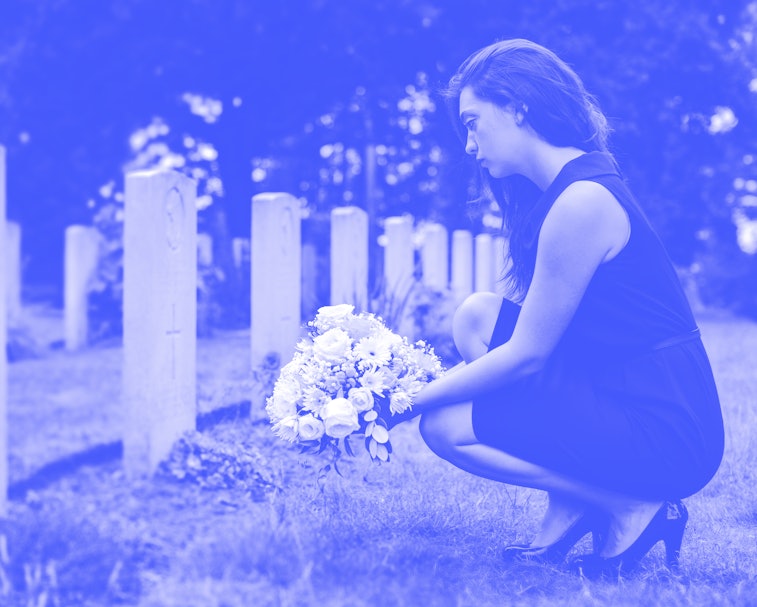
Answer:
[
  {"left": 321, "top": 397, "right": 360, "bottom": 439},
  {"left": 347, "top": 387, "right": 375, "bottom": 413},
  {"left": 298, "top": 414, "right": 325, "bottom": 441},
  {"left": 272, "top": 415, "right": 299, "bottom": 442},
  {"left": 314, "top": 304, "right": 355, "bottom": 331},
  {"left": 389, "top": 392, "right": 413, "bottom": 415},
  {"left": 313, "top": 328, "right": 353, "bottom": 363}
]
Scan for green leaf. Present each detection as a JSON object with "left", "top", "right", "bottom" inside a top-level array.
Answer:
[
  {"left": 364, "top": 409, "right": 378, "bottom": 422},
  {"left": 376, "top": 443, "right": 389, "bottom": 462},
  {"left": 372, "top": 425, "right": 389, "bottom": 444},
  {"left": 365, "top": 421, "right": 376, "bottom": 437},
  {"left": 368, "top": 438, "right": 378, "bottom": 459}
]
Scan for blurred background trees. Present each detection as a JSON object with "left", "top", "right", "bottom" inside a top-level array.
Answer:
[{"left": 1, "top": 0, "right": 756, "bottom": 318}]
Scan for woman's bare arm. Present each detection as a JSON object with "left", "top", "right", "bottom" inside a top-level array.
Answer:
[{"left": 411, "top": 181, "right": 629, "bottom": 413}]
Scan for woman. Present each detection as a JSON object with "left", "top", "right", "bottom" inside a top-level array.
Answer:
[{"left": 402, "top": 39, "right": 725, "bottom": 579}]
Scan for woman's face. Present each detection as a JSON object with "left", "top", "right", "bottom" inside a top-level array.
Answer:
[{"left": 459, "top": 86, "right": 527, "bottom": 179}]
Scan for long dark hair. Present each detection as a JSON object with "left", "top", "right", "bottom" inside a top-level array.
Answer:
[{"left": 443, "top": 39, "right": 612, "bottom": 300}]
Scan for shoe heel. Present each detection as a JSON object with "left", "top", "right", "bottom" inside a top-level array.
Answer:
[{"left": 663, "top": 502, "right": 688, "bottom": 569}]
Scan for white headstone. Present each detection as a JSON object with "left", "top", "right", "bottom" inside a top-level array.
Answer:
[
  {"left": 123, "top": 170, "right": 197, "bottom": 477},
  {"left": 64, "top": 225, "right": 100, "bottom": 351},
  {"left": 5, "top": 222, "right": 21, "bottom": 327},
  {"left": 383, "top": 215, "right": 415, "bottom": 337},
  {"left": 474, "top": 233, "right": 494, "bottom": 293},
  {"left": 197, "top": 233, "right": 213, "bottom": 266},
  {"left": 330, "top": 206, "right": 368, "bottom": 309},
  {"left": 0, "top": 145, "right": 8, "bottom": 514},
  {"left": 301, "top": 241, "right": 319, "bottom": 316},
  {"left": 421, "top": 222, "right": 448, "bottom": 291},
  {"left": 232, "top": 237, "right": 250, "bottom": 270},
  {"left": 250, "top": 193, "right": 301, "bottom": 406},
  {"left": 451, "top": 229, "right": 473, "bottom": 303},
  {"left": 493, "top": 235, "right": 511, "bottom": 297}
]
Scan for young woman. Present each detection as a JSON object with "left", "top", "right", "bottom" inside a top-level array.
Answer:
[{"left": 401, "top": 39, "right": 725, "bottom": 578}]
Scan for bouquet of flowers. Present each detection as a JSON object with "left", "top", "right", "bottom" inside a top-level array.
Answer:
[{"left": 266, "top": 304, "right": 444, "bottom": 463}]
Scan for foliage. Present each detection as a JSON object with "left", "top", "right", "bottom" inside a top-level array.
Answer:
[
  {"left": 0, "top": 505, "right": 146, "bottom": 606},
  {"left": 157, "top": 431, "right": 276, "bottom": 498},
  {"left": 2, "top": 0, "right": 757, "bottom": 314},
  {"left": 86, "top": 115, "right": 232, "bottom": 340}
]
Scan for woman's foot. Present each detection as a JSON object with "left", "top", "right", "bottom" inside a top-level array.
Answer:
[
  {"left": 599, "top": 500, "right": 664, "bottom": 557},
  {"left": 532, "top": 495, "right": 587, "bottom": 548},
  {"left": 503, "top": 495, "right": 601, "bottom": 564},
  {"left": 572, "top": 501, "right": 689, "bottom": 580}
]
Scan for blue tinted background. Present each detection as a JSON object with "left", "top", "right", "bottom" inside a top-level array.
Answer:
[{"left": 1, "top": 0, "right": 755, "bottom": 314}]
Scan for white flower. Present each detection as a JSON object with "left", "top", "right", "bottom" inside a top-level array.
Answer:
[
  {"left": 409, "top": 346, "right": 443, "bottom": 376},
  {"left": 354, "top": 335, "right": 392, "bottom": 368},
  {"left": 272, "top": 415, "right": 299, "bottom": 442},
  {"left": 343, "top": 313, "right": 381, "bottom": 339},
  {"left": 312, "top": 328, "right": 353, "bottom": 363},
  {"left": 347, "top": 387, "right": 375, "bottom": 413},
  {"left": 265, "top": 381, "right": 300, "bottom": 422},
  {"left": 359, "top": 367, "right": 393, "bottom": 395},
  {"left": 398, "top": 375, "right": 425, "bottom": 397},
  {"left": 302, "top": 387, "right": 330, "bottom": 415},
  {"left": 298, "top": 414, "right": 325, "bottom": 441},
  {"left": 389, "top": 392, "right": 413, "bottom": 415},
  {"left": 313, "top": 304, "right": 355, "bottom": 331},
  {"left": 321, "top": 397, "right": 360, "bottom": 439}
]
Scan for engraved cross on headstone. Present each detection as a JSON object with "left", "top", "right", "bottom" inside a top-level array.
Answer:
[{"left": 166, "top": 304, "right": 181, "bottom": 379}]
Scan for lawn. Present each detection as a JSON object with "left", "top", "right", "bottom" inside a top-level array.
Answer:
[{"left": 2, "top": 306, "right": 756, "bottom": 606}]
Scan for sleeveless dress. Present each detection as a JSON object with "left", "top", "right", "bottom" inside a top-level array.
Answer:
[{"left": 471, "top": 151, "right": 725, "bottom": 500}]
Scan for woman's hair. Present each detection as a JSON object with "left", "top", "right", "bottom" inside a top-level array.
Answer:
[{"left": 443, "top": 38, "right": 612, "bottom": 300}]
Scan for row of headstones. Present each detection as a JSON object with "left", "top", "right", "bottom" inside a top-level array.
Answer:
[
  {"left": 0, "top": 164, "right": 513, "bottom": 514},
  {"left": 62, "top": 226, "right": 251, "bottom": 351},
  {"left": 62, "top": 215, "right": 508, "bottom": 353}
]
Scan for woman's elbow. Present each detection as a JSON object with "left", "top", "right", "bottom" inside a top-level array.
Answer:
[{"left": 519, "top": 351, "right": 549, "bottom": 376}]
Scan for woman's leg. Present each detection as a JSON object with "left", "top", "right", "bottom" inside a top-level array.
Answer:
[{"left": 423, "top": 292, "right": 664, "bottom": 555}]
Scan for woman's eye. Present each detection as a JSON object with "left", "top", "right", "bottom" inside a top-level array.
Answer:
[{"left": 464, "top": 119, "right": 476, "bottom": 130}]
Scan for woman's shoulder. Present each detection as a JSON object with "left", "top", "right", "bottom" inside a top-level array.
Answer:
[{"left": 540, "top": 180, "right": 631, "bottom": 262}]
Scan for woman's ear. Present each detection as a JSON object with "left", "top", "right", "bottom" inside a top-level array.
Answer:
[{"left": 515, "top": 103, "right": 528, "bottom": 126}]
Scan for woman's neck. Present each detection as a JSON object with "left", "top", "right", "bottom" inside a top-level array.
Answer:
[{"left": 521, "top": 143, "right": 587, "bottom": 191}]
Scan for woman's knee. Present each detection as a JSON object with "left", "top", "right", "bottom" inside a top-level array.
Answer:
[
  {"left": 452, "top": 292, "right": 503, "bottom": 362},
  {"left": 419, "top": 404, "right": 475, "bottom": 459}
]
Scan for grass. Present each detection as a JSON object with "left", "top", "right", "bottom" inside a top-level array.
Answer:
[{"left": 1, "top": 306, "right": 756, "bottom": 606}]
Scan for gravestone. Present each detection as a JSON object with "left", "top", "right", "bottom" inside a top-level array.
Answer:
[
  {"left": 231, "top": 237, "right": 250, "bottom": 270},
  {"left": 330, "top": 206, "right": 368, "bottom": 309},
  {"left": 493, "top": 236, "right": 510, "bottom": 297},
  {"left": 475, "top": 233, "right": 494, "bottom": 293},
  {"left": 123, "top": 170, "right": 197, "bottom": 477},
  {"left": 421, "top": 222, "right": 448, "bottom": 291},
  {"left": 197, "top": 233, "right": 213, "bottom": 266},
  {"left": 0, "top": 145, "right": 7, "bottom": 514},
  {"left": 5, "top": 222, "right": 21, "bottom": 326},
  {"left": 301, "top": 241, "right": 319, "bottom": 318},
  {"left": 64, "top": 225, "right": 100, "bottom": 351},
  {"left": 383, "top": 215, "right": 415, "bottom": 337},
  {"left": 250, "top": 193, "right": 301, "bottom": 412},
  {"left": 451, "top": 229, "right": 473, "bottom": 303}
]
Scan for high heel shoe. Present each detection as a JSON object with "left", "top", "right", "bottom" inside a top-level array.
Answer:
[
  {"left": 503, "top": 510, "right": 605, "bottom": 565},
  {"left": 572, "top": 500, "right": 688, "bottom": 580}
]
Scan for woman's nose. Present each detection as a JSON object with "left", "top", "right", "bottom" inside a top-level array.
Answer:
[{"left": 465, "top": 132, "right": 477, "bottom": 156}]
